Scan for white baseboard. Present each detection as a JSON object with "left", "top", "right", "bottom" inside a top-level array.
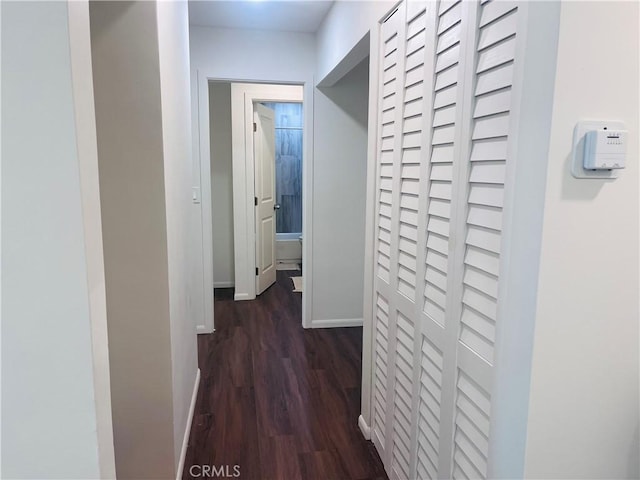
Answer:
[
  {"left": 358, "top": 414, "right": 371, "bottom": 440},
  {"left": 234, "top": 292, "right": 252, "bottom": 301},
  {"left": 177, "top": 368, "right": 200, "bottom": 480},
  {"left": 196, "top": 325, "right": 214, "bottom": 335},
  {"left": 214, "top": 281, "right": 234, "bottom": 288},
  {"left": 310, "top": 317, "right": 363, "bottom": 328}
]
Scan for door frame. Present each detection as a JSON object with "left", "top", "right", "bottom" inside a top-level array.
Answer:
[
  {"left": 196, "top": 73, "right": 312, "bottom": 331},
  {"left": 231, "top": 84, "right": 303, "bottom": 301}
]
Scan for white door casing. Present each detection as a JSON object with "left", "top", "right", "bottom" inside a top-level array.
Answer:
[
  {"left": 254, "top": 103, "right": 277, "bottom": 295},
  {"left": 224, "top": 84, "right": 304, "bottom": 306}
]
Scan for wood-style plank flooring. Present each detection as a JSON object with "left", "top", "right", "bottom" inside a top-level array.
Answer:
[{"left": 183, "top": 270, "right": 387, "bottom": 480}]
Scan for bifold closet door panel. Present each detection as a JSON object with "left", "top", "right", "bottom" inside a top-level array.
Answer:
[
  {"left": 451, "top": 2, "right": 520, "bottom": 479},
  {"left": 372, "top": 3, "right": 402, "bottom": 461},
  {"left": 391, "top": 2, "right": 430, "bottom": 479},
  {"left": 414, "top": 0, "right": 468, "bottom": 478}
]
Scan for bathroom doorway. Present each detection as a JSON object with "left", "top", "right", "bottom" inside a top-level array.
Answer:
[
  {"left": 262, "top": 101, "right": 303, "bottom": 274},
  {"left": 208, "top": 82, "right": 305, "bottom": 306}
]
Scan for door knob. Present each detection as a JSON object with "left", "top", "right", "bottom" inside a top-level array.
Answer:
[{"left": 274, "top": 204, "right": 281, "bottom": 210}]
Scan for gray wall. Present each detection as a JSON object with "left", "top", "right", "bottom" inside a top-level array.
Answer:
[
  {"left": 209, "top": 82, "right": 235, "bottom": 287},
  {"left": 157, "top": 0, "right": 200, "bottom": 468},
  {"left": 312, "top": 57, "right": 370, "bottom": 322},
  {"left": 524, "top": 1, "right": 639, "bottom": 476},
  {"left": 2, "top": 2, "right": 104, "bottom": 476},
  {"left": 90, "top": 1, "right": 197, "bottom": 477}
]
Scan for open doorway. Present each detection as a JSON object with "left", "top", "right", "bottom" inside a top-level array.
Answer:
[
  {"left": 208, "top": 82, "right": 305, "bottom": 313},
  {"left": 261, "top": 101, "right": 303, "bottom": 274},
  {"left": 254, "top": 101, "right": 304, "bottom": 293}
]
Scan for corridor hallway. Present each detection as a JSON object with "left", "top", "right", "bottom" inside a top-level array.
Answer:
[{"left": 182, "top": 271, "right": 387, "bottom": 479}]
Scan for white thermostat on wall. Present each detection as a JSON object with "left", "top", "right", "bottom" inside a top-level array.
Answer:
[
  {"left": 583, "top": 128, "right": 627, "bottom": 170},
  {"left": 571, "top": 120, "right": 627, "bottom": 179}
]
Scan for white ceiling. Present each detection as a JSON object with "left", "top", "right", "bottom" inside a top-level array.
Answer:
[{"left": 188, "top": 1, "right": 335, "bottom": 33}]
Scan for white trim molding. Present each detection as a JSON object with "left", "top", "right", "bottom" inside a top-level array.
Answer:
[
  {"left": 177, "top": 368, "right": 201, "bottom": 480},
  {"left": 196, "top": 325, "right": 215, "bottom": 335},
  {"left": 360, "top": 16, "right": 382, "bottom": 447},
  {"left": 233, "top": 292, "right": 252, "bottom": 302},
  {"left": 358, "top": 414, "right": 372, "bottom": 440},
  {"left": 196, "top": 70, "right": 215, "bottom": 335},
  {"left": 310, "top": 318, "right": 363, "bottom": 329},
  {"left": 68, "top": 2, "right": 117, "bottom": 477},
  {"left": 213, "top": 281, "right": 234, "bottom": 288}
]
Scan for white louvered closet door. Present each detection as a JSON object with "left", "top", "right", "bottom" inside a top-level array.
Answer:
[
  {"left": 372, "top": 3, "right": 402, "bottom": 462},
  {"left": 450, "top": 2, "right": 519, "bottom": 478},
  {"left": 370, "top": 1, "right": 523, "bottom": 479}
]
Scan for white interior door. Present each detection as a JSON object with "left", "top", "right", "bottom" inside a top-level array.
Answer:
[{"left": 254, "top": 103, "right": 277, "bottom": 295}]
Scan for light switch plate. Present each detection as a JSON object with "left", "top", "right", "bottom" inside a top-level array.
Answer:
[{"left": 571, "top": 120, "right": 625, "bottom": 179}]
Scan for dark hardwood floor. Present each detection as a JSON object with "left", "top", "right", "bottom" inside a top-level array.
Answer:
[{"left": 182, "top": 270, "right": 388, "bottom": 480}]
